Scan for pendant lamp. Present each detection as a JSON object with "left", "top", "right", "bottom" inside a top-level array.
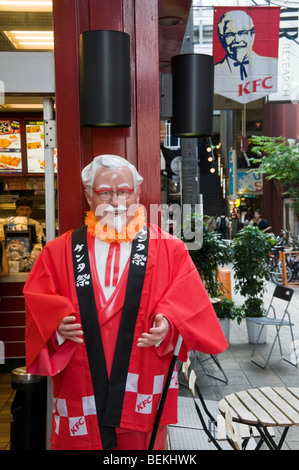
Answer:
[
  {"left": 79, "top": 30, "right": 131, "bottom": 128},
  {"left": 171, "top": 53, "right": 214, "bottom": 137}
]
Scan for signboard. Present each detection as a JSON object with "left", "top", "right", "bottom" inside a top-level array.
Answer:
[
  {"left": 0, "top": 119, "right": 22, "bottom": 173},
  {"left": 26, "top": 121, "right": 57, "bottom": 173},
  {"left": 268, "top": 6, "right": 299, "bottom": 103},
  {"left": 237, "top": 171, "right": 263, "bottom": 194},
  {"left": 213, "top": 6, "right": 280, "bottom": 104},
  {"left": 229, "top": 149, "right": 237, "bottom": 197}
]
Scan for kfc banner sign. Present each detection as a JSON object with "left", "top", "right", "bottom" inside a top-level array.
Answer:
[{"left": 213, "top": 7, "right": 280, "bottom": 104}]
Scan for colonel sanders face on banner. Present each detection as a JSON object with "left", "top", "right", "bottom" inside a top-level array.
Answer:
[
  {"left": 85, "top": 165, "right": 141, "bottom": 232},
  {"left": 218, "top": 10, "right": 255, "bottom": 63}
]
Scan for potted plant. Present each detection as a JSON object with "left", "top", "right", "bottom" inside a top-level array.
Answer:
[
  {"left": 183, "top": 214, "right": 233, "bottom": 299},
  {"left": 241, "top": 297, "right": 267, "bottom": 344},
  {"left": 231, "top": 225, "right": 274, "bottom": 343},
  {"left": 212, "top": 297, "right": 243, "bottom": 343},
  {"left": 181, "top": 214, "right": 235, "bottom": 339}
]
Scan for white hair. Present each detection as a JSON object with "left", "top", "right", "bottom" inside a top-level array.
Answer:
[
  {"left": 217, "top": 10, "right": 254, "bottom": 37},
  {"left": 81, "top": 154, "right": 143, "bottom": 195}
]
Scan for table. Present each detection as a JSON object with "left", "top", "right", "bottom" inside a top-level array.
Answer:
[{"left": 218, "top": 387, "right": 299, "bottom": 450}]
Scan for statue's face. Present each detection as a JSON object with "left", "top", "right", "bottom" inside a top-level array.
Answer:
[{"left": 85, "top": 166, "right": 141, "bottom": 231}]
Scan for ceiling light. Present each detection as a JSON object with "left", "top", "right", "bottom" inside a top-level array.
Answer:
[
  {"left": 2, "top": 104, "right": 44, "bottom": 109},
  {"left": 20, "top": 41, "right": 53, "bottom": 45},
  {"left": 4, "top": 30, "right": 54, "bottom": 50},
  {"left": 0, "top": 1, "right": 52, "bottom": 11},
  {"left": 12, "top": 30, "right": 53, "bottom": 34}
]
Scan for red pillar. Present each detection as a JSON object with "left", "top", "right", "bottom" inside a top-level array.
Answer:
[
  {"left": 262, "top": 102, "right": 299, "bottom": 234},
  {"left": 52, "top": 0, "right": 161, "bottom": 234},
  {"left": 263, "top": 102, "right": 299, "bottom": 140}
]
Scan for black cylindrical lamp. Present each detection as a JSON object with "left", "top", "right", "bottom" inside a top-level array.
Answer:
[
  {"left": 171, "top": 54, "right": 214, "bottom": 137},
  {"left": 79, "top": 30, "right": 131, "bottom": 128}
]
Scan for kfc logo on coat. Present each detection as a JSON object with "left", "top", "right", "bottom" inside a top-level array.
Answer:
[
  {"left": 135, "top": 394, "right": 153, "bottom": 414},
  {"left": 69, "top": 416, "right": 88, "bottom": 436}
]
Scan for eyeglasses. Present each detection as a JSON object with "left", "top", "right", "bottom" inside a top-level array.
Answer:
[
  {"left": 93, "top": 188, "right": 134, "bottom": 201},
  {"left": 223, "top": 28, "right": 255, "bottom": 41}
]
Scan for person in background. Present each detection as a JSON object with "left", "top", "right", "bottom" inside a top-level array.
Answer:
[
  {"left": 230, "top": 207, "right": 239, "bottom": 239},
  {"left": 253, "top": 209, "right": 272, "bottom": 233},
  {"left": 14, "top": 196, "right": 45, "bottom": 243},
  {"left": 217, "top": 212, "right": 229, "bottom": 239},
  {"left": 243, "top": 212, "right": 253, "bottom": 228},
  {"left": 208, "top": 214, "right": 218, "bottom": 232}
]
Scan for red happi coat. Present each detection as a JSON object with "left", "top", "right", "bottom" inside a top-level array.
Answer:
[{"left": 24, "top": 224, "right": 228, "bottom": 450}]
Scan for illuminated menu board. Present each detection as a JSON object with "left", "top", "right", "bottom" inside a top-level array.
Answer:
[
  {"left": 0, "top": 119, "right": 22, "bottom": 173},
  {"left": 26, "top": 121, "right": 57, "bottom": 173}
]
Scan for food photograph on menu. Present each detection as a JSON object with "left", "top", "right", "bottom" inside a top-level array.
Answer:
[
  {"left": 0, "top": 119, "right": 22, "bottom": 173},
  {"left": 25, "top": 121, "right": 57, "bottom": 173},
  {"left": 26, "top": 121, "right": 45, "bottom": 173}
]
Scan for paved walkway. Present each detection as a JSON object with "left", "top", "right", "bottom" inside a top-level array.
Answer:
[{"left": 170, "top": 271, "right": 299, "bottom": 450}]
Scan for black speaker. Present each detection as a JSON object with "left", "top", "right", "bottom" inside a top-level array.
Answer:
[
  {"left": 79, "top": 30, "right": 131, "bottom": 128},
  {"left": 171, "top": 53, "right": 214, "bottom": 137}
]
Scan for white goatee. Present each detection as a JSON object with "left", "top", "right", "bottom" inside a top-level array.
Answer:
[{"left": 114, "top": 215, "right": 123, "bottom": 233}]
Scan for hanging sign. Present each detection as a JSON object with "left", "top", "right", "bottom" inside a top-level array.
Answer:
[
  {"left": 237, "top": 171, "right": 263, "bottom": 194},
  {"left": 213, "top": 6, "right": 280, "bottom": 104},
  {"left": 268, "top": 6, "right": 299, "bottom": 103}
]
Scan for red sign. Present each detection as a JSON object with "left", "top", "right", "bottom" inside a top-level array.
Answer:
[{"left": 213, "top": 6, "right": 280, "bottom": 104}]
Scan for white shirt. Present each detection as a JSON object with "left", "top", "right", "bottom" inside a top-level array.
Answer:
[
  {"left": 94, "top": 238, "right": 132, "bottom": 301},
  {"left": 56, "top": 238, "right": 132, "bottom": 345}
]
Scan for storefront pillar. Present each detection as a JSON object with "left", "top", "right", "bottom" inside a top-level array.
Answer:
[{"left": 53, "top": 0, "right": 161, "bottom": 234}]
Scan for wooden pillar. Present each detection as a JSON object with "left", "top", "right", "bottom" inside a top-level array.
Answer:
[{"left": 52, "top": 0, "right": 161, "bottom": 234}]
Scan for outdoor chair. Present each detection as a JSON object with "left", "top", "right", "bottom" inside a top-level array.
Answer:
[
  {"left": 179, "top": 359, "right": 229, "bottom": 450},
  {"left": 187, "top": 350, "right": 228, "bottom": 384},
  {"left": 198, "top": 352, "right": 229, "bottom": 384},
  {"left": 174, "top": 359, "right": 265, "bottom": 450},
  {"left": 249, "top": 285, "right": 298, "bottom": 369}
]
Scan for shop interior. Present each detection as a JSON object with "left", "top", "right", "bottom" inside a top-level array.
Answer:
[{"left": 0, "top": 3, "right": 57, "bottom": 273}]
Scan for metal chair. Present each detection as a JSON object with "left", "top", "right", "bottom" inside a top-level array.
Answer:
[
  {"left": 249, "top": 285, "right": 298, "bottom": 369},
  {"left": 176, "top": 361, "right": 257, "bottom": 450},
  {"left": 179, "top": 359, "right": 226, "bottom": 450},
  {"left": 198, "top": 353, "right": 228, "bottom": 384}
]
